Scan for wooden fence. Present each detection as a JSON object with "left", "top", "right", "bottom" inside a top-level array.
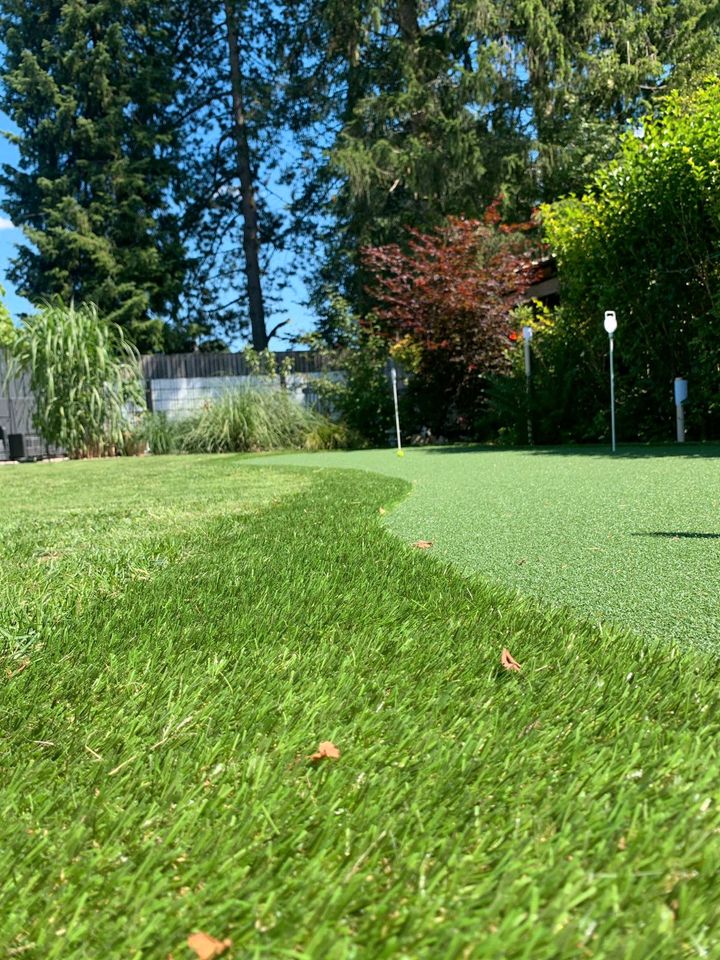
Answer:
[
  {"left": 0, "top": 350, "right": 334, "bottom": 459},
  {"left": 0, "top": 350, "right": 65, "bottom": 461},
  {"left": 140, "top": 350, "right": 327, "bottom": 380}
]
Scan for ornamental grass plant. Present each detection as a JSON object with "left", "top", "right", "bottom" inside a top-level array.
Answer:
[
  {"left": 175, "top": 386, "right": 339, "bottom": 454},
  {"left": 8, "top": 300, "right": 143, "bottom": 457}
]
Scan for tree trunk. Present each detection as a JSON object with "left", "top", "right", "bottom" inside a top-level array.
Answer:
[
  {"left": 395, "top": 0, "right": 419, "bottom": 42},
  {"left": 223, "top": 0, "right": 268, "bottom": 350}
]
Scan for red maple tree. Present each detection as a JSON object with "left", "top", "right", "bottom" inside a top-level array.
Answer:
[{"left": 362, "top": 207, "right": 541, "bottom": 387}]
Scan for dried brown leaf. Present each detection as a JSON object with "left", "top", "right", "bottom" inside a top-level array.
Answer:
[
  {"left": 501, "top": 648, "right": 522, "bottom": 672},
  {"left": 413, "top": 540, "right": 433, "bottom": 549},
  {"left": 6, "top": 660, "right": 30, "bottom": 679},
  {"left": 309, "top": 740, "right": 341, "bottom": 762},
  {"left": 187, "top": 932, "right": 232, "bottom": 960}
]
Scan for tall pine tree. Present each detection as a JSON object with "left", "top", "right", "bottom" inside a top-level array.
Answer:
[
  {"left": 175, "top": 0, "right": 292, "bottom": 350},
  {"left": 0, "top": 0, "right": 192, "bottom": 350},
  {"left": 280, "top": 0, "right": 720, "bottom": 327},
  {"left": 493, "top": 0, "right": 720, "bottom": 203}
]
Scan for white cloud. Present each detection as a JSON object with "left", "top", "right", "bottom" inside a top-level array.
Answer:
[{"left": 0, "top": 217, "right": 15, "bottom": 230}]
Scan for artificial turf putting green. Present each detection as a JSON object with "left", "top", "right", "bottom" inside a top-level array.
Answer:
[
  {"left": 2, "top": 455, "right": 720, "bottom": 958},
  {"left": 264, "top": 445, "right": 720, "bottom": 649}
]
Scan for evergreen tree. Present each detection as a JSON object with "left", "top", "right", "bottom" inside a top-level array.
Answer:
[
  {"left": 281, "top": 0, "right": 720, "bottom": 327},
  {"left": 495, "top": 0, "right": 720, "bottom": 203},
  {"left": 0, "top": 0, "right": 192, "bottom": 350},
  {"left": 223, "top": 0, "right": 267, "bottom": 350},
  {"left": 175, "top": 1, "right": 293, "bottom": 351},
  {"left": 280, "top": 0, "right": 505, "bottom": 310}
]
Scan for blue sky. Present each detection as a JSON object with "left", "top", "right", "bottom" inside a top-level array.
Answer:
[
  {"left": 0, "top": 111, "right": 33, "bottom": 321},
  {"left": 0, "top": 110, "right": 316, "bottom": 350}
]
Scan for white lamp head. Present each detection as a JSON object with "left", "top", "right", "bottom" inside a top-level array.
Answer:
[
  {"left": 604, "top": 311, "right": 617, "bottom": 334},
  {"left": 522, "top": 325, "right": 533, "bottom": 342}
]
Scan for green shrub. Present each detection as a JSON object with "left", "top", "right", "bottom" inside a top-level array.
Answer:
[
  {"left": 137, "top": 411, "right": 180, "bottom": 455},
  {"left": 0, "top": 286, "right": 12, "bottom": 348},
  {"left": 302, "top": 295, "right": 394, "bottom": 446},
  {"left": 485, "top": 302, "right": 601, "bottom": 445},
  {"left": 541, "top": 77, "right": 720, "bottom": 441},
  {"left": 304, "top": 419, "right": 359, "bottom": 451},
  {"left": 176, "top": 387, "right": 341, "bottom": 454}
]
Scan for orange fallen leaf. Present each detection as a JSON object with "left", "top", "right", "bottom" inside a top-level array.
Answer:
[
  {"left": 6, "top": 659, "right": 30, "bottom": 679},
  {"left": 413, "top": 540, "right": 433, "bottom": 549},
  {"left": 501, "top": 648, "right": 522, "bottom": 672},
  {"left": 309, "top": 740, "right": 341, "bottom": 762},
  {"left": 187, "top": 931, "right": 232, "bottom": 960}
]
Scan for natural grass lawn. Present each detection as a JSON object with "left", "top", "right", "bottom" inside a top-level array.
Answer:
[
  {"left": 266, "top": 445, "right": 720, "bottom": 649},
  {"left": 2, "top": 455, "right": 720, "bottom": 959}
]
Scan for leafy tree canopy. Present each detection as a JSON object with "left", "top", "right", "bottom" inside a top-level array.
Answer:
[
  {"left": 362, "top": 207, "right": 540, "bottom": 433},
  {"left": 0, "top": 285, "right": 13, "bottom": 347},
  {"left": 1, "top": 0, "right": 719, "bottom": 356}
]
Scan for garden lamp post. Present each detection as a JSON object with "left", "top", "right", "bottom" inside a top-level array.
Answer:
[
  {"left": 604, "top": 311, "right": 617, "bottom": 453},
  {"left": 522, "top": 325, "right": 533, "bottom": 445},
  {"left": 674, "top": 377, "right": 688, "bottom": 443}
]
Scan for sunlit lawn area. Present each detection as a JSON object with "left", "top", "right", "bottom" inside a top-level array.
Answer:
[{"left": 2, "top": 454, "right": 720, "bottom": 958}]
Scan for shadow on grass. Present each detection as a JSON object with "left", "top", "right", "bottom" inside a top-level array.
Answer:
[
  {"left": 632, "top": 531, "right": 720, "bottom": 540},
  {"left": 422, "top": 443, "right": 720, "bottom": 460}
]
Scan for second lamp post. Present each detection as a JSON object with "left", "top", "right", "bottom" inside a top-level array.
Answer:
[{"left": 604, "top": 310, "right": 617, "bottom": 453}]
